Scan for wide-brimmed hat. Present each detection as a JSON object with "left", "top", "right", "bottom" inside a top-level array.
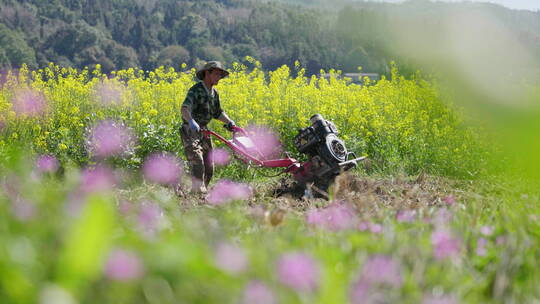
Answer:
[{"left": 196, "top": 61, "right": 230, "bottom": 80}]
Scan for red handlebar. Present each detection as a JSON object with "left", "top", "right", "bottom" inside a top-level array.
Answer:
[{"left": 201, "top": 127, "right": 300, "bottom": 170}]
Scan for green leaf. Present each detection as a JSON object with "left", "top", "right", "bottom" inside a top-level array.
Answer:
[{"left": 56, "top": 193, "right": 116, "bottom": 293}]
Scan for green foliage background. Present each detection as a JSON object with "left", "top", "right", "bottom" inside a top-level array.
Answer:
[{"left": 0, "top": 0, "right": 539, "bottom": 75}]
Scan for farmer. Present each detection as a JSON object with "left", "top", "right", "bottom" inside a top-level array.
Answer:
[{"left": 180, "top": 61, "right": 236, "bottom": 194}]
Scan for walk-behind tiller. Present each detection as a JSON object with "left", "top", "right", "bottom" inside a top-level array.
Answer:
[{"left": 202, "top": 114, "right": 366, "bottom": 197}]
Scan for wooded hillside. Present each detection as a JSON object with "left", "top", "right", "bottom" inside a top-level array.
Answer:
[{"left": 1, "top": 0, "right": 539, "bottom": 75}]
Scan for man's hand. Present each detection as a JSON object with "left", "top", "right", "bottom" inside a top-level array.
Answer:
[
  {"left": 225, "top": 120, "right": 236, "bottom": 131},
  {"left": 188, "top": 119, "right": 200, "bottom": 133}
]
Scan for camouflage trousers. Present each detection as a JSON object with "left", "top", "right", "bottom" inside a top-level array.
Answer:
[{"left": 180, "top": 123, "right": 214, "bottom": 193}]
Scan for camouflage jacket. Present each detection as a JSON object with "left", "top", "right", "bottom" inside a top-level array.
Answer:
[{"left": 182, "top": 82, "right": 223, "bottom": 126}]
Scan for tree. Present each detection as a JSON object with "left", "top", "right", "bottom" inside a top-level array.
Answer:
[
  {"left": 44, "top": 21, "right": 101, "bottom": 59},
  {"left": 108, "top": 43, "right": 139, "bottom": 70},
  {"left": 157, "top": 45, "right": 190, "bottom": 68},
  {"left": 0, "top": 23, "right": 36, "bottom": 68}
]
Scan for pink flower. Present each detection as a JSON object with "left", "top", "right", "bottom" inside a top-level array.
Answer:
[
  {"left": 12, "top": 197, "right": 36, "bottom": 221},
  {"left": 142, "top": 153, "right": 182, "bottom": 185},
  {"left": 358, "top": 221, "right": 383, "bottom": 234},
  {"left": 306, "top": 202, "right": 358, "bottom": 231},
  {"left": 244, "top": 125, "right": 283, "bottom": 160},
  {"left": 350, "top": 279, "right": 372, "bottom": 303},
  {"left": 118, "top": 200, "right": 133, "bottom": 216},
  {"left": 443, "top": 195, "right": 456, "bottom": 206},
  {"left": 360, "top": 255, "right": 402, "bottom": 287},
  {"left": 369, "top": 223, "right": 383, "bottom": 234},
  {"left": 350, "top": 255, "right": 402, "bottom": 304},
  {"left": 207, "top": 179, "right": 252, "bottom": 205},
  {"left": 431, "top": 229, "right": 461, "bottom": 260},
  {"left": 11, "top": 89, "right": 46, "bottom": 117},
  {"left": 79, "top": 166, "right": 116, "bottom": 193},
  {"left": 306, "top": 209, "right": 326, "bottom": 226},
  {"left": 214, "top": 242, "right": 248, "bottom": 275},
  {"left": 94, "top": 81, "right": 124, "bottom": 106},
  {"left": 324, "top": 203, "right": 357, "bottom": 231},
  {"left": 36, "top": 155, "right": 59, "bottom": 173},
  {"left": 64, "top": 191, "right": 85, "bottom": 217},
  {"left": 480, "top": 225, "right": 494, "bottom": 236},
  {"left": 137, "top": 201, "right": 163, "bottom": 236},
  {"left": 209, "top": 148, "right": 230, "bottom": 166},
  {"left": 476, "top": 238, "right": 488, "bottom": 256},
  {"left": 432, "top": 208, "right": 453, "bottom": 227},
  {"left": 396, "top": 210, "right": 417, "bottom": 223},
  {"left": 89, "top": 120, "right": 133, "bottom": 158},
  {"left": 248, "top": 205, "right": 266, "bottom": 218},
  {"left": 242, "top": 281, "right": 276, "bottom": 304},
  {"left": 422, "top": 294, "right": 458, "bottom": 304},
  {"left": 277, "top": 252, "right": 320, "bottom": 292},
  {"left": 104, "top": 249, "right": 144, "bottom": 281}
]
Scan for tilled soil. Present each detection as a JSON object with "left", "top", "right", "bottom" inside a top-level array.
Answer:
[{"left": 256, "top": 172, "right": 462, "bottom": 217}]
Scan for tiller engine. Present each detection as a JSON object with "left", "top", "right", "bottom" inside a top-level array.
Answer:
[{"left": 202, "top": 114, "right": 366, "bottom": 195}]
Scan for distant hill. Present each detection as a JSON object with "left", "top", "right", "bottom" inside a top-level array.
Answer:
[{"left": 1, "top": 0, "right": 539, "bottom": 76}]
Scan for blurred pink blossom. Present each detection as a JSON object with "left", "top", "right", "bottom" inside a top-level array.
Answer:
[
  {"left": 350, "top": 255, "right": 402, "bottom": 304},
  {"left": 443, "top": 195, "right": 456, "bottom": 206},
  {"left": 323, "top": 202, "right": 357, "bottom": 231},
  {"left": 396, "top": 210, "right": 417, "bottom": 223},
  {"left": 118, "top": 200, "right": 133, "bottom": 216},
  {"left": 94, "top": 81, "right": 124, "bottom": 106},
  {"left": 369, "top": 223, "right": 383, "bottom": 234},
  {"left": 422, "top": 294, "right": 458, "bottom": 304},
  {"left": 277, "top": 252, "right": 320, "bottom": 292},
  {"left": 360, "top": 255, "right": 402, "bottom": 287},
  {"left": 1, "top": 179, "right": 36, "bottom": 221},
  {"left": 214, "top": 242, "right": 248, "bottom": 275},
  {"left": 244, "top": 125, "right": 283, "bottom": 159},
  {"left": 350, "top": 279, "right": 372, "bottom": 303},
  {"left": 476, "top": 238, "right": 488, "bottom": 256},
  {"left": 105, "top": 249, "right": 144, "bottom": 281},
  {"left": 1, "top": 179, "right": 19, "bottom": 199},
  {"left": 137, "top": 201, "right": 163, "bottom": 237},
  {"left": 248, "top": 205, "right": 266, "bottom": 218},
  {"left": 306, "top": 202, "right": 358, "bottom": 231},
  {"left": 480, "top": 225, "right": 494, "bottom": 236},
  {"left": 209, "top": 148, "right": 230, "bottom": 166},
  {"left": 358, "top": 221, "right": 383, "bottom": 234},
  {"left": 12, "top": 197, "right": 36, "bottom": 221},
  {"left": 496, "top": 236, "right": 507, "bottom": 246},
  {"left": 432, "top": 208, "right": 453, "bottom": 227},
  {"left": 306, "top": 209, "right": 325, "bottom": 225},
  {"left": 79, "top": 166, "right": 116, "bottom": 193},
  {"left": 11, "top": 89, "right": 47, "bottom": 117},
  {"left": 242, "top": 280, "right": 276, "bottom": 304},
  {"left": 207, "top": 179, "right": 252, "bottom": 205},
  {"left": 142, "top": 153, "right": 182, "bottom": 185},
  {"left": 431, "top": 229, "right": 461, "bottom": 260},
  {"left": 64, "top": 191, "right": 85, "bottom": 217},
  {"left": 36, "top": 154, "right": 59, "bottom": 173},
  {"left": 89, "top": 120, "right": 133, "bottom": 158}
]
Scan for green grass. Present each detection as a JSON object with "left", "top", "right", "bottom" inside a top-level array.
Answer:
[{"left": 1, "top": 146, "right": 539, "bottom": 304}]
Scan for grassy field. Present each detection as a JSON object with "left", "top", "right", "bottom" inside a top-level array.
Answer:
[{"left": 1, "top": 62, "right": 538, "bottom": 303}]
